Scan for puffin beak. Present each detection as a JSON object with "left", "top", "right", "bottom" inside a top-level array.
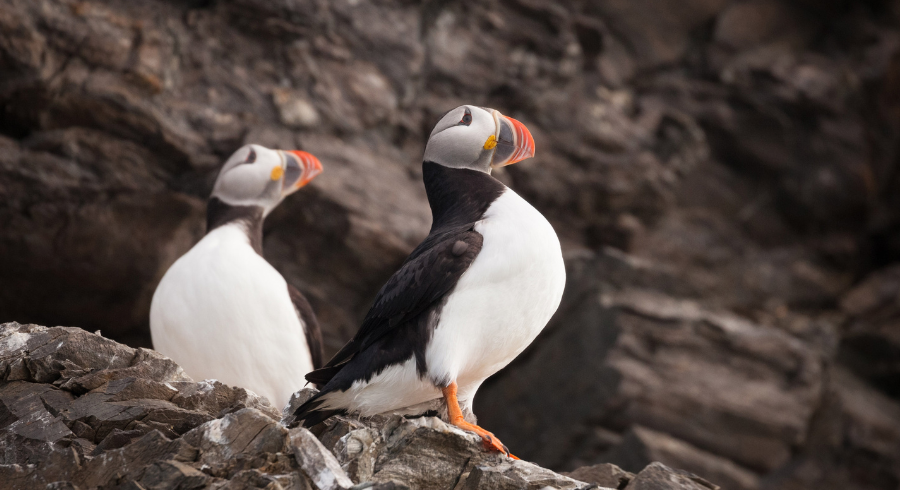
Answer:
[
  {"left": 278, "top": 150, "right": 323, "bottom": 196},
  {"left": 490, "top": 114, "right": 535, "bottom": 168}
]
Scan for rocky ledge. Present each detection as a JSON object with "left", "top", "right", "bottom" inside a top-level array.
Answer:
[{"left": 0, "top": 322, "right": 721, "bottom": 490}]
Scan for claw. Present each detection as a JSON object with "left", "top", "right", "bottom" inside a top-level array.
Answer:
[{"left": 442, "top": 382, "right": 519, "bottom": 460}]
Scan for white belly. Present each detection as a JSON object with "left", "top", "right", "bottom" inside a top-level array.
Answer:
[
  {"left": 321, "top": 188, "right": 565, "bottom": 416},
  {"left": 149, "top": 224, "right": 314, "bottom": 411},
  {"left": 426, "top": 188, "right": 566, "bottom": 405}
]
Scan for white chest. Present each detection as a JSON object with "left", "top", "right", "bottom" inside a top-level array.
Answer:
[
  {"left": 149, "top": 224, "right": 313, "bottom": 410},
  {"left": 425, "top": 188, "right": 566, "bottom": 390}
]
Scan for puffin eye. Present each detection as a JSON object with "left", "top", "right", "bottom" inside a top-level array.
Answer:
[
  {"left": 459, "top": 108, "right": 472, "bottom": 126},
  {"left": 243, "top": 148, "right": 257, "bottom": 164}
]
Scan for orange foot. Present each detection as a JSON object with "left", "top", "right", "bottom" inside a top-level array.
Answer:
[{"left": 441, "top": 382, "right": 520, "bottom": 460}]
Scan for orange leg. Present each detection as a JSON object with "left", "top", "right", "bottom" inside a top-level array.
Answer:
[{"left": 441, "top": 382, "right": 520, "bottom": 460}]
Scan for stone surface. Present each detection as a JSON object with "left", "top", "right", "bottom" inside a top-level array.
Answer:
[
  {"left": 564, "top": 463, "right": 634, "bottom": 489},
  {"left": 2, "top": 323, "right": 895, "bottom": 489},
  {"left": 290, "top": 427, "right": 354, "bottom": 490},
  {"left": 626, "top": 463, "right": 719, "bottom": 490},
  {"left": 0, "top": 323, "right": 640, "bottom": 490}
]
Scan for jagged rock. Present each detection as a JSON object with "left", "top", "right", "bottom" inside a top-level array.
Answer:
[
  {"left": 457, "top": 461, "right": 595, "bottom": 490},
  {"left": 627, "top": 463, "right": 719, "bottom": 490},
  {"left": 0, "top": 324, "right": 190, "bottom": 390},
  {"left": 0, "top": 323, "right": 308, "bottom": 488},
  {"left": 182, "top": 408, "right": 288, "bottom": 479},
  {"left": 290, "top": 427, "right": 354, "bottom": 490},
  {"left": 367, "top": 416, "right": 492, "bottom": 488},
  {"left": 564, "top": 463, "right": 634, "bottom": 489},
  {"left": 10, "top": 321, "right": 893, "bottom": 490},
  {"left": 328, "top": 414, "right": 592, "bottom": 490},
  {"left": 137, "top": 460, "right": 209, "bottom": 490}
]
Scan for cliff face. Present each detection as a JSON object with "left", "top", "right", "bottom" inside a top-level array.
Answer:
[{"left": 1, "top": 1, "right": 900, "bottom": 489}]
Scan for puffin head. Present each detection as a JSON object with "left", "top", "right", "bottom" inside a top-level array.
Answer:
[
  {"left": 423, "top": 105, "right": 535, "bottom": 173},
  {"left": 211, "top": 144, "right": 323, "bottom": 215}
]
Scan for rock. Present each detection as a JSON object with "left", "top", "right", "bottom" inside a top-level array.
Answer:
[
  {"left": 0, "top": 323, "right": 312, "bottom": 489},
  {"left": 137, "top": 460, "right": 209, "bottom": 490},
  {"left": 564, "top": 463, "right": 634, "bottom": 489},
  {"left": 0, "top": 323, "right": 190, "bottom": 391},
  {"left": 457, "top": 461, "right": 592, "bottom": 490},
  {"left": 626, "top": 462, "right": 719, "bottom": 490},
  {"left": 8, "top": 323, "right": 886, "bottom": 489},
  {"left": 327, "top": 413, "right": 592, "bottom": 490},
  {"left": 714, "top": 1, "right": 812, "bottom": 50},
  {"left": 290, "top": 427, "right": 354, "bottom": 490},
  {"left": 765, "top": 367, "right": 900, "bottom": 490},
  {"left": 602, "top": 426, "right": 759, "bottom": 490},
  {"left": 368, "top": 416, "right": 490, "bottom": 489},
  {"left": 182, "top": 408, "right": 288, "bottom": 478},
  {"left": 170, "top": 379, "right": 281, "bottom": 421},
  {"left": 839, "top": 265, "right": 900, "bottom": 398}
]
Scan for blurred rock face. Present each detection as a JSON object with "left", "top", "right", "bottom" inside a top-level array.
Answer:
[
  {"left": 0, "top": 1, "right": 899, "bottom": 489},
  {"left": 0, "top": 0, "right": 706, "bottom": 349}
]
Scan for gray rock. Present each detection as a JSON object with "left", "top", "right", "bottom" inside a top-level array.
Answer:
[
  {"left": 564, "top": 463, "right": 634, "bottom": 489},
  {"left": 625, "top": 462, "right": 719, "bottom": 490},
  {"left": 0, "top": 324, "right": 190, "bottom": 390},
  {"left": 137, "top": 460, "right": 209, "bottom": 490},
  {"left": 0, "top": 323, "right": 796, "bottom": 489},
  {"left": 170, "top": 379, "right": 280, "bottom": 422},
  {"left": 290, "top": 426, "right": 355, "bottom": 490},
  {"left": 179, "top": 409, "right": 288, "bottom": 484},
  {"left": 457, "top": 461, "right": 594, "bottom": 490}
]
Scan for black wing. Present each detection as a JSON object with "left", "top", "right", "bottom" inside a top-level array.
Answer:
[
  {"left": 287, "top": 284, "right": 325, "bottom": 369},
  {"left": 303, "top": 224, "right": 483, "bottom": 386}
]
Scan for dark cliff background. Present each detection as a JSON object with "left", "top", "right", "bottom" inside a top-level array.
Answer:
[{"left": 1, "top": 1, "right": 899, "bottom": 489}]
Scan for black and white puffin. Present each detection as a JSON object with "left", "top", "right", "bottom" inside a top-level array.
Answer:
[
  {"left": 292, "top": 106, "right": 565, "bottom": 456},
  {"left": 150, "top": 144, "right": 325, "bottom": 410}
]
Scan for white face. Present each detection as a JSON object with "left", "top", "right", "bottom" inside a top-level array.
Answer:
[
  {"left": 423, "top": 105, "right": 536, "bottom": 173},
  {"left": 212, "top": 144, "right": 322, "bottom": 215}
]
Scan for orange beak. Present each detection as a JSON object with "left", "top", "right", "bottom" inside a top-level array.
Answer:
[
  {"left": 491, "top": 115, "right": 535, "bottom": 168},
  {"left": 278, "top": 150, "right": 323, "bottom": 196}
]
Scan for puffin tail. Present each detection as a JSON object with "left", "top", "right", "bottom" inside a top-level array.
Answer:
[
  {"left": 305, "top": 364, "right": 342, "bottom": 386},
  {"left": 291, "top": 392, "right": 346, "bottom": 428}
]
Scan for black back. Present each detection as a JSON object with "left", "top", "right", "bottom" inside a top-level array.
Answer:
[
  {"left": 294, "top": 161, "right": 505, "bottom": 427},
  {"left": 288, "top": 284, "right": 325, "bottom": 370}
]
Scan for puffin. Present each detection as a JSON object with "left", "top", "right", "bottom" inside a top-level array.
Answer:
[
  {"left": 150, "top": 144, "right": 325, "bottom": 410},
  {"left": 292, "top": 106, "right": 566, "bottom": 457}
]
